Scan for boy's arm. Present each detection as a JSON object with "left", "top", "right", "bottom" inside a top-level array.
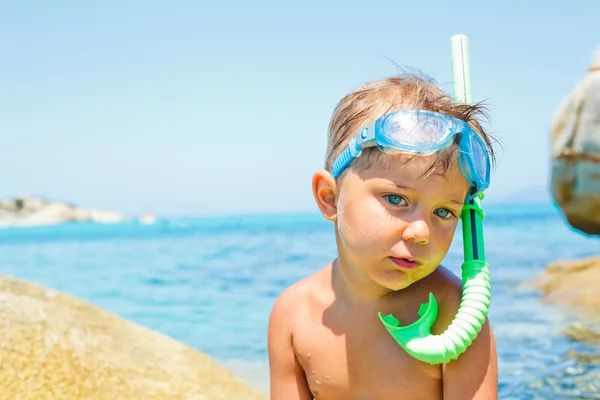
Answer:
[
  {"left": 267, "top": 291, "right": 313, "bottom": 400},
  {"left": 441, "top": 319, "right": 498, "bottom": 400},
  {"left": 434, "top": 274, "right": 498, "bottom": 400}
]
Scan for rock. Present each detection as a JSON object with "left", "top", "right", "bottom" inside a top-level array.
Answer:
[
  {"left": 550, "top": 45, "right": 600, "bottom": 236},
  {"left": 563, "top": 323, "right": 600, "bottom": 346},
  {"left": 0, "top": 275, "right": 266, "bottom": 400},
  {"left": 0, "top": 196, "right": 127, "bottom": 228},
  {"left": 533, "top": 255, "right": 600, "bottom": 308}
]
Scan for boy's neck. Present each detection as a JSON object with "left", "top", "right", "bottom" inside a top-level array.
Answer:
[{"left": 331, "top": 256, "right": 396, "bottom": 306}]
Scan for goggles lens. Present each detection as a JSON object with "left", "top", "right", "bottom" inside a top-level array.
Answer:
[
  {"left": 470, "top": 134, "right": 488, "bottom": 183},
  {"left": 461, "top": 132, "right": 489, "bottom": 191},
  {"left": 379, "top": 112, "right": 450, "bottom": 149}
]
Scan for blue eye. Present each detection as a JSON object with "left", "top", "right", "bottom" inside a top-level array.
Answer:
[
  {"left": 434, "top": 208, "right": 454, "bottom": 219},
  {"left": 385, "top": 195, "right": 406, "bottom": 206}
]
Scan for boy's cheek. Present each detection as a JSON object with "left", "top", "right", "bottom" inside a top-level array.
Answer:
[
  {"left": 431, "top": 230, "right": 458, "bottom": 259},
  {"left": 339, "top": 215, "right": 395, "bottom": 257}
]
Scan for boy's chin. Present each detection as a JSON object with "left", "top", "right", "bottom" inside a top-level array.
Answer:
[
  {"left": 376, "top": 266, "right": 436, "bottom": 291},
  {"left": 375, "top": 271, "right": 417, "bottom": 291}
]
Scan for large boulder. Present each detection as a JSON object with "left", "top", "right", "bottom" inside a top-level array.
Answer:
[
  {"left": 534, "top": 255, "right": 600, "bottom": 309},
  {"left": 0, "top": 274, "right": 266, "bottom": 400},
  {"left": 551, "top": 46, "right": 600, "bottom": 236}
]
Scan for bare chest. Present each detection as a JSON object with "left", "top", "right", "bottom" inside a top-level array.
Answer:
[{"left": 293, "top": 309, "right": 442, "bottom": 400}]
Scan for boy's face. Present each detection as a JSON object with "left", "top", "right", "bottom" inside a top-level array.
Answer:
[{"left": 333, "top": 152, "right": 470, "bottom": 291}]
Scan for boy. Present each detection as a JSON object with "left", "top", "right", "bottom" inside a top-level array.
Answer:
[{"left": 268, "top": 74, "right": 498, "bottom": 399}]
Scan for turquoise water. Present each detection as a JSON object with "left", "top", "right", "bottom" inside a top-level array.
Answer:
[{"left": 0, "top": 202, "right": 598, "bottom": 398}]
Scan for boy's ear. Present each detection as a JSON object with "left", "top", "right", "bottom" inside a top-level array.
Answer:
[{"left": 312, "top": 170, "right": 338, "bottom": 222}]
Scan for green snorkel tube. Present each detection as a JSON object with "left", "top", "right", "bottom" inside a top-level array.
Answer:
[{"left": 378, "top": 34, "right": 491, "bottom": 365}]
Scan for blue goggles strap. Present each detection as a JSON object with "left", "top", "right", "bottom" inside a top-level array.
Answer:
[{"left": 331, "top": 137, "right": 363, "bottom": 179}]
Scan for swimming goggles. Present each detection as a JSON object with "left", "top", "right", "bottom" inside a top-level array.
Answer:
[{"left": 330, "top": 109, "right": 491, "bottom": 195}]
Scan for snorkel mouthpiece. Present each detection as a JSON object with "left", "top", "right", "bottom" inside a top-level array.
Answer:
[{"left": 378, "top": 34, "right": 492, "bottom": 365}]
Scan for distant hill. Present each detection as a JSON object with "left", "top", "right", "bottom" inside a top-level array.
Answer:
[{"left": 0, "top": 196, "right": 127, "bottom": 228}]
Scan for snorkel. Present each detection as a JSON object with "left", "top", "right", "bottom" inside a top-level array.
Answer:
[{"left": 377, "top": 34, "right": 492, "bottom": 364}]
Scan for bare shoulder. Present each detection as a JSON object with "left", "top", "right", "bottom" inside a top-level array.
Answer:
[
  {"left": 418, "top": 266, "right": 463, "bottom": 317},
  {"left": 269, "top": 265, "right": 329, "bottom": 328},
  {"left": 423, "top": 264, "right": 461, "bottom": 290},
  {"left": 267, "top": 266, "right": 331, "bottom": 400},
  {"left": 268, "top": 282, "right": 306, "bottom": 345},
  {"left": 431, "top": 265, "right": 462, "bottom": 306}
]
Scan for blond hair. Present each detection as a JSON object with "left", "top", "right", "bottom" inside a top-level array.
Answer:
[{"left": 325, "top": 74, "right": 497, "bottom": 177}]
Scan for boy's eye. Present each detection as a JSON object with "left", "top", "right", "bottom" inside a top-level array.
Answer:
[
  {"left": 434, "top": 208, "right": 455, "bottom": 219},
  {"left": 385, "top": 194, "right": 407, "bottom": 206}
]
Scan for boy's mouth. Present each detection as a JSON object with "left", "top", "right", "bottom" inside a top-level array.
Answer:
[{"left": 390, "top": 257, "right": 420, "bottom": 270}]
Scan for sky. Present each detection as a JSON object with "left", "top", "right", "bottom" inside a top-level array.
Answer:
[{"left": 1, "top": 1, "right": 599, "bottom": 217}]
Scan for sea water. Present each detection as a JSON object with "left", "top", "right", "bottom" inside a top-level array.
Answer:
[{"left": 0, "top": 202, "right": 598, "bottom": 399}]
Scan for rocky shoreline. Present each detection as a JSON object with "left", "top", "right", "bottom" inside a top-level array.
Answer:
[
  {"left": 0, "top": 196, "right": 128, "bottom": 228},
  {"left": 534, "top": 255, "right": 600, "bottom": 309}
]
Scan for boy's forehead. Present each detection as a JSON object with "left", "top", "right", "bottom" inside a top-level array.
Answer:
[
  {"left": 352, "top": 154, "right": 470, "bottom": 200},
  {"left": 374, "top": 152, "right": 460, "bottom": 177},
  {"left": 354, "top": 152, "right": 469, "bottom": 190}
]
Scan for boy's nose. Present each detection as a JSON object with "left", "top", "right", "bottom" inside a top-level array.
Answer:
[{"left": 402, "top": 219, "right": 430, "bottom": 245}]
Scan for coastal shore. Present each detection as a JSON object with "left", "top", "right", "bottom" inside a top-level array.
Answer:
[{"left": 0, "top": 196, "right": 130, "bottom": 228}]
